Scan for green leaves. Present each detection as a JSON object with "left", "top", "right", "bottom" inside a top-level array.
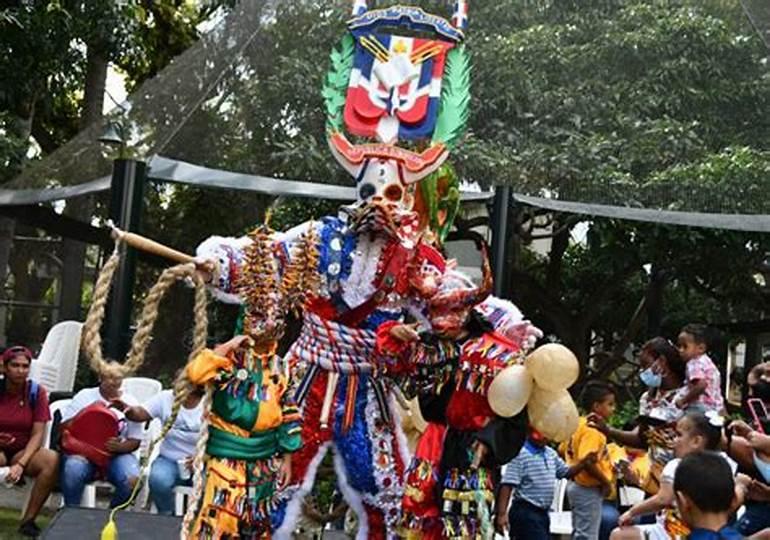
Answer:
[
  {"left": 322, "top": 33, "right": 355, "bottom": 135},
  {"left": 432, "top": 45, "right": 471, "bottom": 149},
  {"left": 464, "top": 0, "right": 769, "bottom": 213}
]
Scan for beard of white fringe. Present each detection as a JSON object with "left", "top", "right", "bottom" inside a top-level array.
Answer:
[
  {"left": 332, "top": 445, "right": 370, "bottom": 540},
  {"left": 273, "top": 441, "right": 332, "bottom": 540}
]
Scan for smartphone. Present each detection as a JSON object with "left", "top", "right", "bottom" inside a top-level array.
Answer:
[{"left": 747, "top": 398, "right": 768, "bottom": 434}]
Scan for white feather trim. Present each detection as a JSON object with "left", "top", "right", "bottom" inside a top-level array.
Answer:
[
  {"left": 273, "top": 442, "right": 332, "bottom": 540},
  {"left": 332, "top": 446, "right": 370, "bottom": 540}
]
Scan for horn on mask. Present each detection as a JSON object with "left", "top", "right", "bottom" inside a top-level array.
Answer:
[{"left": 429, "top": 241, "right": 492, "bottom": 311}]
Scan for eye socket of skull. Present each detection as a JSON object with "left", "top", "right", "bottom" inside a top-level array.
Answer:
[
  {"left": 359, "top": 183, "right": 377, "bottom": 200},
  {"left": 383, "top": 183, "right": 404, "bottom": 202}
]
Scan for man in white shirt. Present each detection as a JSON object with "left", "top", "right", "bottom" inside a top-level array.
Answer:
[
  {"left": 118, "top": 386, "right": 204, "bottom": 515},
  {"left": 60, "top": 363, "right": 142, "bottom": 507}
]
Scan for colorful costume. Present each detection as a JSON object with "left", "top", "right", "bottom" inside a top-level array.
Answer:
[
  {"left": 376, "top": 293, "right": 543, "bottom": 539},
  {"left": 184, "top": 225, "right": 308, "bottom": 540},
  {"left": 186, "top": 346, "right": 301, "bottom": 539},
  {"left": 196, "top": 2, "right": 476, "bottom": 538}
]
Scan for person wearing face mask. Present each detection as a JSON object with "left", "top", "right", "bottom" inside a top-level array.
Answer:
[{"left": 590, "top": 337, "right": 688, "bottom": 496}]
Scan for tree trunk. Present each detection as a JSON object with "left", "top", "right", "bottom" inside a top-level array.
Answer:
[{"left": 58, "top": 47, "right": 108, "bottom": 321}]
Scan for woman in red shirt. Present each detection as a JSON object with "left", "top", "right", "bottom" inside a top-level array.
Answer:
[{"left": 0, "top": 346, "right": 59, "bottom": 537}]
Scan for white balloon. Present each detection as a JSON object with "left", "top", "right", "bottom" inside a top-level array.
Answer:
[
  {"left": 487, "top": 365, "right": 533, "bottom": 418},
  {"left": 528, "top": 386, "right": 579, "bottom": 442},
  {"left": 526, "top": 343, "right": 580, "bottom": 392}
]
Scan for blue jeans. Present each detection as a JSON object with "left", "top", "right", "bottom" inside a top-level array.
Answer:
[
  {"left": 508, "top": 499, "right": 550, "bottom": 540},
  {"left": 149, "top": 455, "right": 193, "bottom": 515},
  {"left": 737, "top": 501, "right": 770, "bottom": 536},
  {"left": 61, "top": 453, "right": 140, "bottom": 508}
]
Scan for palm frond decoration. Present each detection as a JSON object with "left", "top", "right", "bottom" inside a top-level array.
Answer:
[
  {"left": 322, "top": 33, "right": 355, "bottom": 135},
  {"left": 431, "top": 45, "right": 471, "bottom": 149}
]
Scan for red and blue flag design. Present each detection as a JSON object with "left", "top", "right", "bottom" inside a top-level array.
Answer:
[{"left": 344, "top": 33, "right": 453, "bottom": 143}]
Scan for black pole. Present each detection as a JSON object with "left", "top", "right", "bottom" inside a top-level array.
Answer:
[
  {"left": 490, "top": 185, "right": 511, "bottom": 298},
  {"left": 104, "top": 158, "right": 146, "bottom": 360}
]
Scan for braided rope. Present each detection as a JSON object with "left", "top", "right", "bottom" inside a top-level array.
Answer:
[
  {"left": 181, "top": 384, "right": 213, "bottom": 539},
  {"left": 123, "top": 263, "right": 204, "bottom": 375},
  {"left": 81, "top": 245, "right": 209, "bottom": 378},
  {"left": 92, "top": 253, "right": 210, "bottom": 537},
  {"left": 81, "top": 247, "right": 122, "bottom": 373}
]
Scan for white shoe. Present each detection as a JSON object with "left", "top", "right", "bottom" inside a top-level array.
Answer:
[{"left": 0, "top": 466, "right": 10, "bottom": 485}]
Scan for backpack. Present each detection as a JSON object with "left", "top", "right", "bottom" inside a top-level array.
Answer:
[{"left": 0, "top": 378, "right": 40, "bottom": 410}]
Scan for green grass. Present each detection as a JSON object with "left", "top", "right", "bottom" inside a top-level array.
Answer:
[{"left": 0, "top": 507, "right": 52, "bottom": 539}]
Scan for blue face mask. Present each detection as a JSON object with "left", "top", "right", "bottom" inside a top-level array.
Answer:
[{"left": 640, "top": 367, "right": 662, "bottom": 388}]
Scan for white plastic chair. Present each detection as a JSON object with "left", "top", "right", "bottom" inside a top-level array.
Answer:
[
  {"left": 44, "top": 398, "right": 71, "bottom": 449},
  {"left": 618, "top": 485, "right": 646, "bottom": 507},
  {"left": 29, "top": 321, "right": 83, "bottom": 393},
  {"left": 174, "top": 486, "right": 195, "bottom": 516},
  {"left": 549, "top": 478, "right": 573, "bottom": 537},
  {"left": 121, "top": 377, "right": 163, "bottom": 405},
  {"left": 137, "top": 418, "right": 162, "bottom": 509}
]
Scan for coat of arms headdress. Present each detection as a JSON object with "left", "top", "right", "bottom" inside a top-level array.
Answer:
[{"left": 324, "top": 1, "right": 471, "bottom": 229}]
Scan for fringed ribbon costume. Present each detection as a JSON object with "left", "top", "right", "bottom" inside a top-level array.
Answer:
[
  {"left": 376, "top": 316, "right": 528, "bottom": 539},
  {"left": 197, "top": 212, "right": 448, "bottom": 539},
  {"left": 186, "top": 347, "right": 301, "bottom": 539}
]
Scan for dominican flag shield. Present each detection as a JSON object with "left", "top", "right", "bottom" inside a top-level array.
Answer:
[{"left": 344, "top": 34, "right": 454, "bottom": 143}]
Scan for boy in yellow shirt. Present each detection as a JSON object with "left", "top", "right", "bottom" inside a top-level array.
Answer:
[{"left": 565, "top": 381, "right": 616, "bottom": 540}]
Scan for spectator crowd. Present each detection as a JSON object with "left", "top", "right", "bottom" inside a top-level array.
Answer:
[{"left": 0, "top": 322, "right": 769, "bottom": 540}]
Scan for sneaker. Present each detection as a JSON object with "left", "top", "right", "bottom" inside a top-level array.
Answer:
[
  {"left": 18, "top": 520, "right": 40, "bottom": 538},
  {"left": 0, "top": 466, "right": 9, "bottom": 485}
]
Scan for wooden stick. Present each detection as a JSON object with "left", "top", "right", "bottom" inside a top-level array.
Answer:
[{"left": 110, "top": 225, "right": 195, "bottom": 265}]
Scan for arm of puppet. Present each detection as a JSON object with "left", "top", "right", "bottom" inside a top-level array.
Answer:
[
  {"left": 373, "top": 321, "right": 420, "bottom": 375},
  {"left": 187, "top": 349, "right": 235, "bottom": 386},
  {"left": 474, "top": 411, "right": 528, "bottom": 467}
]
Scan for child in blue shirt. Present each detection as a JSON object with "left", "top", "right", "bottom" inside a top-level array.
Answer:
[
  {"left": 673, "top": 451, "right": 746, "bottom": 540},
  {"left": 494, "top": 428, "right": 594, "bottom": 539}
]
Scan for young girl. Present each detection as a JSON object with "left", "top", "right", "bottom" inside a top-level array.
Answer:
[
  {"left": 675, "top": 324, "right": 725, "bottom": 413},
  {"left": 610, "top": 411, "right": 748, "bottom": 540}
]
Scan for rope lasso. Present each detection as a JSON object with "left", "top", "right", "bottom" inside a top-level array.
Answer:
[{"left": 83, "top": 235, "right": 210, "bottom": 538}]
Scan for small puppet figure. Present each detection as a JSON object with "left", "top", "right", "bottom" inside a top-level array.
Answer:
[
  {"left": 375, "top": 263, "right": 544, "bottom": 540},
  {"left": 183, "top": 335, "right": 301, "bottom": 540},
  {"left": 182, "top": 224, "right": 312, "bottom": 539}
]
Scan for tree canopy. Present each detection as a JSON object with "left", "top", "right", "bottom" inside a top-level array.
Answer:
[{"left": 1, "top": 0, "right": 768, "bottom": 385}]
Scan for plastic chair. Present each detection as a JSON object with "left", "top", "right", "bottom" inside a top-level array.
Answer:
[
  {"left": 29, "top": 321, "right": 82, "bottom": 393},
  {"left": 137, "top": 418, "right": 162, "bottom": 509},
  {"left": 549, "top": 478, "right": 573, "bottom": 537},
  {"left": 174, "top": 486, "right": 195, "bottom": 516},
  {"left": 121, "top": 377, "right": 163, "bottom": 405},
  {"left": 44, "top": 398, "right": 72, "bottom": 449},
  {"left": 618, "top": 485, "right": 646, "bottom": 507}
]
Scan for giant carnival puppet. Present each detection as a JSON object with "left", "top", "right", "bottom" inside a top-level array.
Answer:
[
  {"left": 193, "top": 3, "right": 479, "bottom": 537},
  {"left": 84, "top": 1, "right": 583, "bottom": 539}
]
